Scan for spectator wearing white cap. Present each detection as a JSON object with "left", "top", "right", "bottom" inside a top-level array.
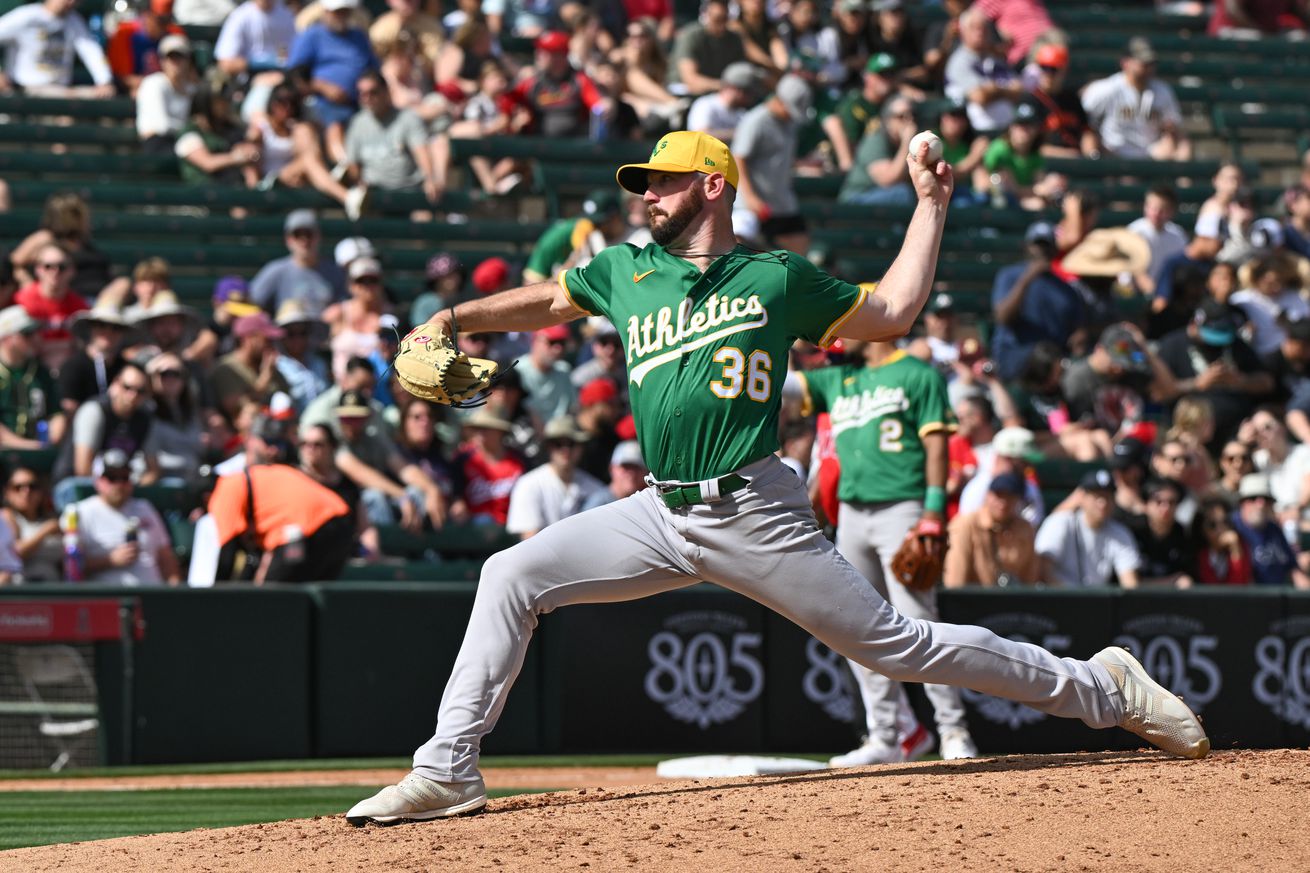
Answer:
[
  {"left": 74, "top": 449, "right": 180, "bottom": 586},
  {"left": 958, "top": 425, "right": 1046, "bottom": 526},
  {"left": 250, "top": 210, "right": 348, "bottom": 317},
  {"left": 0, "top": 305, "right": 62, "bottom": 449},
  {"left": 1232, "top": 472, "right": 1310, "bottom": 587},
  {"left": 135, "top": 35, "right": 198, "bottom": 151},
  {"left": 581, "top": 440, "right": 648, "bottom": 511},
  {"left": 733, "top": 73, "right": 814, "bottom": 255},
  {"left": 1035, "top": 468, "right": 1141, "bottom": 587},
  {"left": 324, "top": 256, "right": 392, "bottom": 384},
  {"left": 506, "top": 416, "right": 604, "bottom": 539}
]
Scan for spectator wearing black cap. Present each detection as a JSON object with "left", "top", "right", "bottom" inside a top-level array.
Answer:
[
  {"left": 75, "top": 449, "right": 180, "bottom": 586},
  {"left": 1080, "top": 37, "right": 1189, "bottom": 161},
  {"left": 944, "top": 472, "right": 1041, "bottom": 587},
  {"left": 982, "top": 99, "right": 1066, "bottom": 211},
  {"left": 1108, "top": 436, "right": 1151, "bottom": 521},
  {"left": 571, "top": 319, "right": 626, "bottom": 388},
  {"left": 990, "top": 222, "right": 1085, "bottom": 381},
  {"left": 933, "top": 98, "right": 990, "bottom": 204},
  {"left": 1155, "top": 300, "right": 1273, "bottom": 448},
  {"left": 1035, "top": 468, "right": 1141, "bottom": 587},
  {"left": 1127, "top": 477, "right": 1196, "bottom": 588},
  {"left": 906, "top": 291, "right": 960, "bottom": 374},
  {"left": 409, "top": 253, "right": 466, "bottom": 329},
  {"left": 1061, "top": 323, "right": 1176, "bottom": 443}
]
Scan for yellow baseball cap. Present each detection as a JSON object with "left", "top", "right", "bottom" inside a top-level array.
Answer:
[{"left": 616, "top": 131, "right": 739, "bottom": 195}]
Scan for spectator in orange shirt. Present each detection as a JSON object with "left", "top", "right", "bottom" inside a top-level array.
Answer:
[
  {"left": 209, "top": 418, "right": 354, "bottom": 583},
  {"left": 108, "top": 0, "right": 185, "bottom": 96}
]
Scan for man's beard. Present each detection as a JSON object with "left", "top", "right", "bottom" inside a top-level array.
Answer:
[{"left": 649, "top": 184, "right": 704, "bottom": 246}]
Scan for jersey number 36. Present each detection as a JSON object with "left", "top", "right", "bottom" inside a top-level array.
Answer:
[{"left": 710, "top": 347, "right": 773, "bottom": 402}]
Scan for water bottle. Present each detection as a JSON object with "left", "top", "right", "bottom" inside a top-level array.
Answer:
[
  {"left": 282, "top": 524, "right": 305, "bottom": 564},
  {"left": 61, "top": 506, "right": 83, "bottom": 582},
  {"left": 35, "top": 420, "right": 48, "bottom": 447},
  {"left": 589, "top": 104, "right": 609, "bottom": 142},
  {"left": 989, "top": 173, "right": 1007, "bottom": 210}
]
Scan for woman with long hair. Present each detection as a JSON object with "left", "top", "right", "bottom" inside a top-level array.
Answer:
[
  {"left": 324, "top": 258, "right": 393, "bottom": 383},
  {"left": 299, "top": 423, "right": 378, "bottom": 556},
  {"left": 611, "top": 18, "right": 680, "bottom": 121},
  {"left": 175, "top": 82, "right": 262, "bottom": 187},
  {"left": 147, "top": 352, "right": 205, "bottom": 482},
  {"left": 248, "top": 81, "right": 353, "bottom": 207},
  {"left": 0, "top": 467, "right": 61, "bottom": 582}
]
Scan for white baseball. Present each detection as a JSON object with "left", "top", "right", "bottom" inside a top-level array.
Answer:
[{"left": 909, "top": 131, "right": 943, "bottom": 165}]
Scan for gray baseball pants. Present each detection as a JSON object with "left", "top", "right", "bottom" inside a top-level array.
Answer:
[
  {"left": 413, "top": 455, "right": 1122, "bottom": 783},
  {"left": 837, "top": 499, "right": 968, "bottom": 746}
]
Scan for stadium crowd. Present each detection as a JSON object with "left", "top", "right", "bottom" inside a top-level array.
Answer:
[{"left": 0, "top": 0, "right": 1305, "bottom": 586}]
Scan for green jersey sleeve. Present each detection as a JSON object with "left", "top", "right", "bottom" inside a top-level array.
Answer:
[
  {"left": 909, "top": 361, "right": 955, "bottom": 437},
  {"left": 797, "top": 364, "right": 843, "bottom": 417},
  {"left": 559, "top": 243, "right": 635, "bottom": 318},
  {"left": 525, "top": 219, "right": 580, "bottom": 280},
  {"left": 784, "top": 255, "right": 871, "bottom": 347}
]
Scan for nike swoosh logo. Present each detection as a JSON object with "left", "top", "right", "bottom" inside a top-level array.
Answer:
[{"left": 633, "top": 269, "right": 656, "bottom": 283}]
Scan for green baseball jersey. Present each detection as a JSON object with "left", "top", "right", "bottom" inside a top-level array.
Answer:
[
  {"left": 561, "top": 244, "right": 869, "bottom": 482},
  {"left": 800, "top": 351, "right": 954, "bottom": 503}
]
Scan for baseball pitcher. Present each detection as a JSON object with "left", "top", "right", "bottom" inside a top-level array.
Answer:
[
  {"left": 798, "top": 340, "right": 977, "bottom": 765},
  {"left": 347, "top": 130, "right": 1208, "bottom": 826}
]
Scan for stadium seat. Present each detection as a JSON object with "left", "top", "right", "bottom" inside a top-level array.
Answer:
[{"left": 376, "top": 523, "right": 519, "bottom": 560}]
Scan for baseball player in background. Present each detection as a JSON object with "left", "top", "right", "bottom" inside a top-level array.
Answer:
[
  {"left": 347, "top": 130, "right": 1209, "bottom": 826},
  {"left": 796, "top": 338, "right": 978, "bottom": 765}
]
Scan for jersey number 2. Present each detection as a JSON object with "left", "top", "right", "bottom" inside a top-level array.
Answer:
[
  {"left": 879, "top": 420, "right": 904, "bottom": 452},
  {"left": 710, "top": 348, "right": 772, "bottom": 402}
]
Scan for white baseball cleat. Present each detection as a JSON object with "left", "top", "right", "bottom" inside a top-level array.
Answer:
[
  {"left": 346, "top": 772, "right": 487, "bottom": 826},
  {"left": 829, "top": 735, "right": 904, "bottom": 768},
  {"left": 938, "top": 726, "right": 978, "bottom": 760},
  {"left": 1092, "top": 645, "right": 1210, "bottom": 760}
]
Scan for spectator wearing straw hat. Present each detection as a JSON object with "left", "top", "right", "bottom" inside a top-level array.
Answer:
[
  {"left": 0, "top": 306, "right": 61, "bottom": 449},
  {"left": 60, "top": 305, "right": 128, "bottom": 417},
  {"left": 506, "top": 416, "right": 604, "bottom": 540},
  {"left": 273, "top": 300, "right": 330, "bottom": 413},
  {"left": 453, "top": 407, "right": 524, "bottom": 525}
]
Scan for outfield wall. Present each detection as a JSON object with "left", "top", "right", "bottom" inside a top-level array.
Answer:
[{"left": 2, "top": 585, "right": 1308, "bottom": 764}]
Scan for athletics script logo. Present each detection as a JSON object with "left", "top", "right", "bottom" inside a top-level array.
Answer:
[
  {"left": 962, "top": 612, "right": 1072, "bottom": 728},
  {"left": 626, "top": 294, "right": 767, "bottom": 386},
  {"left": 643, "top": 610, "right": 764, "bottom": 729}
]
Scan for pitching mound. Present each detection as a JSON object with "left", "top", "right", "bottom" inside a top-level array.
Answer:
[{"left": 5, "top": 749, "right": 1308, "bottom": 872}]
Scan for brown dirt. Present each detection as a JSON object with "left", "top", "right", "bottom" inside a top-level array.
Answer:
[
  {"left": 2, "top": 749, "right": 1308, "bottom": 872},
  {"left": 0, "top": 766, "right": 658, "bottom": 793}
]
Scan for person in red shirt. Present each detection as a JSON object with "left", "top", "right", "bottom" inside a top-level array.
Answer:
[
  {"left": 1193, "top": 497, "right": 1254, "bottom": 585},
  {"left": 15, "top": 243, "right": 90, "bottom": 372},
  {"left": 512, "top": 31, "right": 605, "bottom": 138},
  {"left": 947, "top": 394, "right": 996, "bottom": 519},
  {"left": 107, "top": 0, "right": 186, "bottom": 96},
  {"left": 454, "top": 408, "right": 524, "bottom": 525}
]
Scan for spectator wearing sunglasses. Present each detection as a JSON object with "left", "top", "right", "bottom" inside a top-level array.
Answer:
[
  {"left": 1024, "top": 43, "right": 1098, "bottom": 159},
  {"left": 15, "top": 242, "right": 90, "bottom": 373},
  {"left": 250, "top": 210, "right": 347, "bottom": 317},
  {"left": 146, "top": 352, "right": 203, "bottom": 483},
  {"left": 1232, "top": 473, "right": 1310, "bottom": 587},
  {"left": 54, "top": 361, "right": 161, "bottom": 508},
  {"left": 273, "top": 301, "right": 329, "bottom": 414},
  {"left": 74, "top": 448, "right": 180, "bottom": 586},
  {"left": 1, "top": 466, "right": 60, "bottom": 582},
  {"left": 518, "top": 325, "right": 575, "bottom": 427},
  {"left": 1127, "top": 478, "right": 1196, "bottom": 588},
  {"left": 0, "top": 305, "right": 61, "bottom": 449},
  {"left": 1192, "top": 496, "right": 1252, "bottom": 585}
]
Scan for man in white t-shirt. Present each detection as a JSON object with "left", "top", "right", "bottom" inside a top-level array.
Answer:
[
  {"left": 215, "top": 0, "right": 296, "bottom": 77},
  {"left": 1127, "top": 184, "right": 1188, "bottom": 295},
  {"left": 75, "top": 449, "right": 181, "bottom": 586},
  {"left": 1080, "top": 38, "right": 1190, "bottom": 160},
  {"left": 506, "top": 417, "right": 604, "bottom": 539},
  {"left": 686, "top": 61, "right": 760, "bottom": 143},
  {"left": 0, "top": 0, "right": 113, "bottom": 95},
  {"left": 1035, "top": 469, "right": 1141, "bottom": 587}
]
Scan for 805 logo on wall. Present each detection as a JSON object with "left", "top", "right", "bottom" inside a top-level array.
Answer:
[
  {"left": 1252, "top": 616, "right": 1310, "bottom": 729},
  {"left": 962, "top": 613, "right": 1071, "bottom": 728},
  {"left": 801, "top": 639, "right": 859, "bottom": 724},
  {"left": 1113, "top": 615, "right": 1221, "bottom": 713},
  {"left": 644, "top": 611, "right": 764, "bottom": 729}
]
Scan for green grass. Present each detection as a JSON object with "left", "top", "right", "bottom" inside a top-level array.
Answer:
[{"left": 0, "top": 786, "right": 537, "bottom": 851}]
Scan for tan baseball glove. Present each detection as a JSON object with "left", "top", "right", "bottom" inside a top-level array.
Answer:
[
  {"left": 890, "top": 517, "right": 947, "bottom": 592},
  {"left": 393, "top": 325, "right": 500, "bottom": 407}
]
